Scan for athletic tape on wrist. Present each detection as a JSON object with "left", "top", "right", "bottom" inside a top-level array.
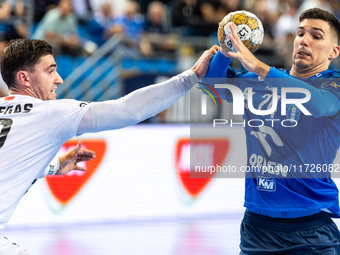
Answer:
[{"left": 44, "top": 158, "right": 60, "bottom": 176}]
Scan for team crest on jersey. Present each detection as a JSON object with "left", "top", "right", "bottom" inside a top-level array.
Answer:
[{"left": 257, "top": 176, "right": 276, "bottom": 191}]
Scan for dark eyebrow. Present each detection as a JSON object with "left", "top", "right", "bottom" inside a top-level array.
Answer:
[
  {"left": 45, "top": 64, "right": 57, "bottom": 71},
  {"left": 297, "top": 26, "right": 325, "bottom": 34}
]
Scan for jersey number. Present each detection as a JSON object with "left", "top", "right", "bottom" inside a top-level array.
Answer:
[{"left": 0, "top": 118, "right": 13, "bottom": 149}]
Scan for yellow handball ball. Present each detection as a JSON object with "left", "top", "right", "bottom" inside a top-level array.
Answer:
[{"left": 218, "top": 10, "right": 264, "bottom": 53}]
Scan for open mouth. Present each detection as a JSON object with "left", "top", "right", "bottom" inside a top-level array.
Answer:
[
  {"left": 51, "top": 89, "right": 56, "bottom": 93},
  {"left": 297, "top": 51, "right": 311, "bottom": 57}
]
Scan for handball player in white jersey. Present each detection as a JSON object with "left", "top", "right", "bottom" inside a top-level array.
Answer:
[{"left": 0, "top": 39, "right": 215, "bottom": 254}]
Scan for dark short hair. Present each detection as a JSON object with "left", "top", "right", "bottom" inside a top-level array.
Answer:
[
  {"left": 299, "top": 8, "right": 340, "bottom": 44},
  {"left": 0, "top": 39, "right": 53, "bottom": 89}
]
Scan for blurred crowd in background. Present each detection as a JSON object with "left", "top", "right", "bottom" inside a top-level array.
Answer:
[{"left": 0, "top": 0, "right": 340, "bottom": 99}]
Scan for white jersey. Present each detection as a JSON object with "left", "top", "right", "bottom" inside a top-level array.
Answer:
[
  {"left": 0, "top": 69, "right": 198, "bottom": 229},
  {"left": 0, "top": 95, "right": 90, "bottom": 228}
]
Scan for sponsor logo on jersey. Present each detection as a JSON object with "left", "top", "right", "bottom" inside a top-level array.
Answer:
[
  {"left": 257, "top": 176, "right": 276, "bottom": 191},
  {"left": 45, "top": 139, "right": 106, "bottom": 208},
  {"left": 321, "top": 81, "right": 340, "bottom": 90},
  {"left": 79, "top": 101, "right": 92, "bottom": 107},
  {"left": 329, "top": 82, "right": 340, "bottom": 89},
  {"left": 175, "top": 138, "right": 229, "bottom": 201}
]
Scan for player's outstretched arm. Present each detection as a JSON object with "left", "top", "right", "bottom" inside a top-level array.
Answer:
[
  {"left": 77, "top": 49, "right": 215, "bottom": 133},
  {"left": 226, "top": 23, "right": 270, "bottom": 78}
]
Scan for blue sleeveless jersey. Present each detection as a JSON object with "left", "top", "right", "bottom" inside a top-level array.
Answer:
[{"left": 204, "top": 52, "right": 340, "bottom": 218}]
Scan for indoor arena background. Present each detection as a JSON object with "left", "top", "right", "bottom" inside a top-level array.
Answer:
[{"left": 2, "top": 0, "right": 340, "bottom": 254}]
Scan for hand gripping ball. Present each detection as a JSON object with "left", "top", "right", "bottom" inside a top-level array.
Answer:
[{"left": 218, "top": 10, "right": 264, "bottom": 53}]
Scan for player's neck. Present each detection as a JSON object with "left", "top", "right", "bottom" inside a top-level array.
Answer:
[
  {"left": 290, "top": 64, "right": 329, "bottom": 78},
  {"left": 9, "top": 87, "right": 36, "bottom": 98}
]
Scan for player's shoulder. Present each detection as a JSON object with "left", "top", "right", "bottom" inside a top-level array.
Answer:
[
  {"left": 47, "top": 99, "right": 92, "bottom": 111},
  {"left": 320, "top": 70, "right": 340, "bottom": 79},
  {"left": 1, "top": 97, "right": 92, "bottom": 112},
  {"left": 318, "top": 70, "right": 340, "bottom": 88},
  {"left": 0, "top": 94, "right": 41, "bottom": 105},
  {"left": 0, "top": 96, "right": 82, "bottom": 106},
  {"left": 318, "top": 70, "right": 340, "bottom": 101}
]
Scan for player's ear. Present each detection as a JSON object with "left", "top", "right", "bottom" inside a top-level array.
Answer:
[
  {"left": 16, "top": 71, "right": 30, "bottom": 87},
  {"left": 329, "top": 44, "right": 340, "bottom": 60}
]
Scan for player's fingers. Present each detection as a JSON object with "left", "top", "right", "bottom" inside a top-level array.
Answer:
[
  {"left": 204, "top": 49, "right": 212, "bottom": 57},
  {"left": 227, "top": 51, "right": 238, "bottom": 58},
  {"left": 77, "top": 158, "right": 94, "bottom": 163},
  {"left": 73, "top": 141, "right": 82, "bottom": 153},
  {"left": 77, "top": 148, "right": 95, "bottom": 156},
  {"left": 195, "top": 50, "right": 208, "bottom": 63},
  {"left": 87, "top": 153, "right": 96, "bottom": 158},
  {"left": 201, "top": 50, "right": 213, "bottom": 62},
  {"left": 229, "top": 23, "right": 244, "bottom": 51},
  {"left": 78, "top": 150, "right": 96, "bottom": 156},
  {"left": 83, "top": 152, "right": 96, "bottom": 159},
  {"left": 227, "top": 33, "right": 238, "bottom": 51},
  {"left": 77, "top": 154, "right": 96, "bottom": 161},
  {"left": 191, "top": 49, "right": 214, "bottom": 79},
  {"left": 229, "top": 23, "right": 241, "bottom": 43},
  {"left": 73, "top": 165, "right": 86, "bottom": 171},
  {"left": 228, "top": 33, "right": 243, "bottom": 53},
  {"left": 209, "top": 45, "right": 219, "bottom": 57}
]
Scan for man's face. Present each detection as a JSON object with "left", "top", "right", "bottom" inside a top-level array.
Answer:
[
  {"left": 60, "top": 0, "right": 73, "bottom": 17},
  {"left": 125, "top": 1, "right": 138, "bottom": 19},
  {"left": 27, "top": 55, "right": 63, "bottom": 101},
  {"left": 292, "top": 19, "right": 339, "bottom": 72}
]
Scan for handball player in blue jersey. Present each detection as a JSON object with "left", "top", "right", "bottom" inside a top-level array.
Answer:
[{"left": 204, "top": 8, "right": 340, "bottom": 254}]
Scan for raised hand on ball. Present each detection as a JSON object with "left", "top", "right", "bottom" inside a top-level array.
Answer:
[
  {"left": 218, "top": 11, "right": 264, "bottom": 54},
  {"left": 225, "top": 22, "right": 270, "bottom": 78}
]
